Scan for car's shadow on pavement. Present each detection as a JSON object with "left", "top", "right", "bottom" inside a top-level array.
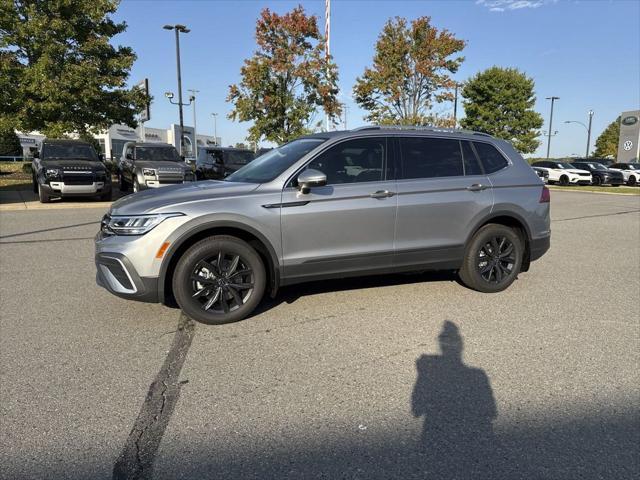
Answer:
[{"left": 251, "top": 269, "right": 460, "bottom": 317}]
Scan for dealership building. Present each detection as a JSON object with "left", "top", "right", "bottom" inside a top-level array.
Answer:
[{"left": 17, "top": 124, "right": 221, "bottom": 160}]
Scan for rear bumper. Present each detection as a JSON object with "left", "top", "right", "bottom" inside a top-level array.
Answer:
[
  {"left": 95, "top": 252, "right": 159, "bottom": 303},
  {"left": 530, "top": 235, "right": 550, "bottom": 262}
]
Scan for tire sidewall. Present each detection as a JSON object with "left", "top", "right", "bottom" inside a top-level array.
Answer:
[
  {"left": 462, "top": 224, "right": 523, "bottom": 293},
  {"left": 173, "top": 236, "right": 266, "bottom": 324}
]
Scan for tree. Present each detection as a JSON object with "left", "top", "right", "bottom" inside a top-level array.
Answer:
[
  {"left": 353, "top": 16, "right": 465, "bottom": 126},
  {"left": 460, "top": 67, "right": 543, "bottom": 154},
  {"left": 593, "top": 117, "right": 620, "bottom": 158},
  {"left": 234, "top": 142, "right": 247, "bottom": 150},
  {"left": 0, "top": 0, "right": 147, "bottom": 137},
  {"left": 0, "top": 127, "right": 22, "bottom": 156},
  {"left": 228, "top": 6, "right": 341, "bottom": 145}
]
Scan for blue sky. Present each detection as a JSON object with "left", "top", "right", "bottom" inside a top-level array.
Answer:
[{"left": 113, "top": 0, "right": 640, "bottom": 157}]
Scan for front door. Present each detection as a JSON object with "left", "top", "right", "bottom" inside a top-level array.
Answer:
[
  {"left": 280, "top": 136, "right": 397, "bottom": 284},
  {"left": 394, "top": 136, "right": 494, "bottom": 270}
]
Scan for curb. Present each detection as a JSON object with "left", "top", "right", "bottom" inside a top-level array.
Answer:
[{"left": 548, "top": 187, "right": 640, "bottom": 196}]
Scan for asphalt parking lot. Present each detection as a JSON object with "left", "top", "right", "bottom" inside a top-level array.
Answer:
[{"left": 1, "top": 190, "right": 639, "bottom": 480}]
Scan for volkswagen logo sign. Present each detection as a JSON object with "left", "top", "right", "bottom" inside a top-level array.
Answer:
[
  {"left": 623, "top": 140, "right": 633, "bottom": 151},
  {"left": 622, "top": 116, "right": 638, "bottom": 126}
]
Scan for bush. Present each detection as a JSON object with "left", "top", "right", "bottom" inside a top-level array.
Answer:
[
  {"left": 0, "top": 127, "right": 22, "bottom": 156},
  {"left": 21, "top": 162, "right": 33, "bottom": 174}
]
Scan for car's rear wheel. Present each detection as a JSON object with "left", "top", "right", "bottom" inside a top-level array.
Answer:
[
  {"left": 592, "top": 175, "right": 602, "bottom": 186},
  {"left": 559, "top": 175, "right": 569, "bottom": 186},
  {"left": 173, "top": 236, "right": 266, "bottom": 325},
  {"left": 37, "top": 183, "right": 51, "bottom": 203},
  {"left": 628, "top": 176, "right": 637, "bottom": 186},
  {"left": 459, "top": 224, "right": 523, "bottom": 293}
]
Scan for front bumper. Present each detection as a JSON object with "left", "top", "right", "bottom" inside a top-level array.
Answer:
[
  {"left": 44, "top": 181, "right": 111, "bottom": 196},
  {"left": 144, "top": 179, "right": 184, "bottom": 188},
  {"left": 95, "top": 252, "right": 160, "bottom": 303}
]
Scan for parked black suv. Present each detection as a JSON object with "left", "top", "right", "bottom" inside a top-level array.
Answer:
[
  {"left": 32, "top": 139, "right": 112, "bottom": 203},
  {"left": 118, "top": 142, "right": 194, "bottom": 192},
  {"left": 194, "top": 147, "right": 256, "bottom": 180},
  {"left": 571, "top": 161, "right": 624, "bottom": 186}
]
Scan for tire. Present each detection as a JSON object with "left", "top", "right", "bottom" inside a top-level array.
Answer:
[
  {"left": 118, "top": 173, "right": 129, "bottom": 192},
  {"left": 559, "top": 175, "right": 569, "bottom": 186},
  {"left": 37, "top": 183, "right": 51, "bottom": 203},
  {"left": 172, "top": 235, "right": 266, "bottom": 325},
  {"left": 592, "top": 175, "right": 602, "bottom": 186},
  {"left": 133, "top": 177, "right": 140, "bottom": 192},
  {"left": 459, "top": 224, "right": 523, "bottom": 293},
  {"left": 628, "top": 176, "right": 637, "bottom": 186},
  {"left": 32, "top": 175, "right": 38, "bottom": 193}
]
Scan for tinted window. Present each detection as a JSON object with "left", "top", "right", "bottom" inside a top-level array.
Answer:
[
  {"left": 399, "top": 137, "right": 463, "bottom": 179},
  {"left": 461, "top": 141, "right": 483, "bottom": 176},
  {"left": 473, "top": 142, "right": 508, "bottom": 174},
  {"left": 226, "top": 150, "right": 255, "bottom": 165},
  {"left": 135, "top": 147, "right": 181, "bottom": 162},
  {"left": 305, "top": 137, "right": 385, "bottom": 185}
]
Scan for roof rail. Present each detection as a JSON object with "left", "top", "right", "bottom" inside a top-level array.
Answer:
[{"left": 352, "top": 125, "right": 492, "bottom": 137}]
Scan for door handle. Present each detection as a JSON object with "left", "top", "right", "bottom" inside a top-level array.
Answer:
[
  {"left": 370, "top": 190, "right": 395, "bottom": 199},
  {"left": 466, "top": 183, "right": 488, "bottom": 192}
]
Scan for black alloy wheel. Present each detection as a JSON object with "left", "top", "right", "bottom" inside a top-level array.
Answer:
[
  {"left": 559, "top": 175, "right": 569, "bottom": 186},
  {"left": 459, "top": 224, "right": 523, "bottom": 293},
  {"left": 628, "top": 176, "right": 637, "bottom": 186},
  {"left": 592, "top": 175, "right": 602, "bottom": 186},
  {"left": 173, "top": 236, "right": 266, "bottom": 324}
]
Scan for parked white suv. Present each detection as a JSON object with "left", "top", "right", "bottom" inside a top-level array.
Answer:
[
  {"left": 609, "top": 163, "right": 640, "bottom": 186},
  {"left": 531, "top": 161, "right": 592, "bottom": 186}
]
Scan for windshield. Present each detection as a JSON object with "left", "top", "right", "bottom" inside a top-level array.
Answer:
[
  {"left": 225, "top": 138, "right": 326, "bottom": 183},
  {"left": 588, "top": 163, "right": 607, "bottom": 171},
  {"left": 135, "top": 147, "right": 182, "bottom": 162},
  {"left": 555, "top": 162, "right": 574, "bottom": 169},
  {"left": 43, "top": 143, "right": 98, "bottom": 161}
]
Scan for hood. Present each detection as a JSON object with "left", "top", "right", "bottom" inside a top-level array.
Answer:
[
  {"left": 41, "top": 159, "right": 106, "bottom": 171},
  {"left": 134, "top": 160, "right": 190, "bottom": 172},
  {"left": 110, "top": 180, "right": 260, "bottom": 215}
]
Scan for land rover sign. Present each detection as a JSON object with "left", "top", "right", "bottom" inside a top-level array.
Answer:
[{"left": 617, "top": 110, "right": 640, "bottom": 163}]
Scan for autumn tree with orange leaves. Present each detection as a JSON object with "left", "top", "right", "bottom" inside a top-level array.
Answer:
[
  {"left": 354, "top": 16, "right": 465, "bottom": 127},
  {"left": 228, "top": 6, "right": 341, "bottom": 145}
]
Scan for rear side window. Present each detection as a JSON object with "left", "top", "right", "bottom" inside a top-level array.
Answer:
[
  {"left": 473, "top": 142, "right": 509, "bottom": 174},
  {"left": 399, "top": 137, "right": 463, "bottom": 179},
  {"left": 461, "top": 141, "right": 483, "bottom": 176}
]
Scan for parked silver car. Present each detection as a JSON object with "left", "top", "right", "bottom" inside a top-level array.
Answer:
[{"left": 95, "top": 127, "right": 551, "bottom": 324}]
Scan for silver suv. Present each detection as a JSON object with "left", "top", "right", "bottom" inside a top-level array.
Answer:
[{"left": 95, "top": 127, "right": 551, "bottom": 324}]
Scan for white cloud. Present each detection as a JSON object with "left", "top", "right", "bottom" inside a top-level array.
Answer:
[{"left": 476, "top": 0, "right": 556, "bottom": 12}]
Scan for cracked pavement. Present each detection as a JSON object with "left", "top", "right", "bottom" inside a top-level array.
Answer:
[{"left": 1, "top": 191, "right": 639, "bottom": 479}]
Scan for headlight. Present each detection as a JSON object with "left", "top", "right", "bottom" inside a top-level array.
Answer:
[
  {"left": 46, "top": 168, "right": 61, "bottom": 178},
  {"left": 142, "top": 168, "right": 156, "bottom": 177},
  {"left": 103, "top": 213, "right": 183, "bottom": 236}
]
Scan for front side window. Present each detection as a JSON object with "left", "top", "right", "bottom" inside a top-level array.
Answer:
[
  {"left": 473, "top": 142, "right": 509, "bottom": 174},
  {"left": 399, "top": 137, "right": 463, "bottom": 179},
  {"left": 305, "top": 137, "right": 386, "bottom": 185}
]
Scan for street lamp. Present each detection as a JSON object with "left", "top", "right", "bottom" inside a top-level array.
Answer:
[
  {"left": 545, "top": 96, "right": 560, "bottom": 159},
  {"left": 188, "top": 89, "right": 200, "bottom": 158},
  {"left": 211, "top": 113, "right": 218, "bottom": 145},
  {"left": 163, "top": 24, "right": 190, "bottom": 157},
  {"left": 564, "top": 110, "right": 594, "bottom": 158}
]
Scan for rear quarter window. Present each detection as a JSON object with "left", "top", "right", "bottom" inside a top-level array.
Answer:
[{"left": 473, "top": 142, "right": 509, "bottom": 174}]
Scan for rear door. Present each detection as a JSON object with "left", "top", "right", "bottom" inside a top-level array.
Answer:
[
  {"left": 280, "top": 136, "right": 397, "bottom": 283},
  {"left": 393, "top": 136, "right": 494, "bottom": 270}
]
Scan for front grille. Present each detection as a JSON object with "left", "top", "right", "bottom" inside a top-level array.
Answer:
[
  {"left": 159, "top": 179, "right": 183, "bottom": 185},
  {"left": 62, "top": 172, "right": 94, "bottom": 185},
  {"left": 577, "top": 172, "right": 590, "bottom": 177}
]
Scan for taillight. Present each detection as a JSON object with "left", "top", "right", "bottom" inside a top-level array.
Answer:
[{"left": 540, "top": 186, "right": 550, "bottom": 203}]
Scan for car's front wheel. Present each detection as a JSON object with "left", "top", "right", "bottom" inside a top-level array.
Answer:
[
  {"left": 459, "top": 224, "right": 523, "bottom": 293},
  {"left": 37, "top": 183, "right": 51, "bottom": 203},
  {"left": 172, "top": 236, "right": 266, "bottom": 324},
  {"left": 592, "top": 175, "right": 602, "bottom": 186},
  {"left": 628, "top": 175, "right": 637, "bottom": 186},
  {"left": 559, "top": 175, "right": 569, "bottom": 186}
]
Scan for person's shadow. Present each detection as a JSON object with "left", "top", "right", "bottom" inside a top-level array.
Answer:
[{"left": 411, "top": 321, "right": 499, "bottom": 479}]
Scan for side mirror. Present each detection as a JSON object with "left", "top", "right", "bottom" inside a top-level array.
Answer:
[
  {"left": 297, "top": 168, "right": 327, "bottom": 194},
  {"left": 33, "top": 151, "right": 39, "bottom": 158}
]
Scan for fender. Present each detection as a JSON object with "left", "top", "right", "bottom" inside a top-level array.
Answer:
[
  {"left": 465, "top": 209, "right": 533, "bottom": 247},
  {"left": 157, "top": 219, "right": 281, "bottom": 303}
]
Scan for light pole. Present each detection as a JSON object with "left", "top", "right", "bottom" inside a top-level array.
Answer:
[
  {"left": 163, "top": 24, "right": 190, "bottom": 157},
  {"left": 211, "top": 113, "right": 218, "bottom": 145},
  {"left": 564, "top": 110, "right": 594, "bottom": 158},
  {"left": 453, "top": 82, "right": 464, "bottom": 128},
  {"left": 545, "top": 96, "right": 560, "bottom": 159},
  {"left": 188, "top": 88, "right": 199, "bottom": 158}
]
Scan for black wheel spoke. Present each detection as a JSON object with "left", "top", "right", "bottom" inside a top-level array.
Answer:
[
  {"left": 220, "top": 293, "right": 230, "bottom": 313},
  {"left": 228, "top": 268, "right": 252, "bottom": 278},
  {"left": 229, "top": 282, "right": 253, "bottom": 289},
  {"left": 476, "top": 235, "right": 517, "bottom": 285},
  {"left": 499, "top": 244, "right": 514, "bottom": 258},
  {"left": 226, "top": 255, "right": 240, "bottom": 276},
  {"left": 203, "top": 288, "right": 221, "bottom": 310},
  {"left": 227, "top": 285, "right": 243, "bottom": 306},
  {"left": 192, "top": 287, "right": 209, "bottom": 298}
]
